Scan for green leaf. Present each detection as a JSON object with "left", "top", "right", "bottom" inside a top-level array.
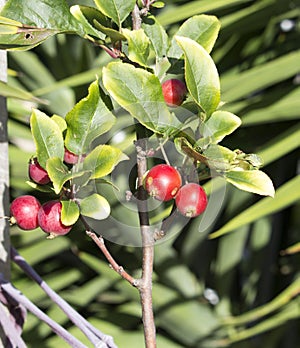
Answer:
[
  {"left": 30, "top": 109, "right": 64, "bottom": 168},
  {"left": 0, "top": 0, "right": 82, "bottom": 32},
  {"left": 80, "top": 193, "right": 110, "bottom": 220},
  {"left": 65, "top": 80, "right": 116, "bottom": 155},
  {"left": 94, "top": 0, "right": 135, "bottom": 27},
  {"left": 46, "top": 157, "right": 92, "bottom": 194},
  {"left": 51, "top": 115, "right": 67, "bottom": 133},
  {"left": 93, "top": 20, "right": 126, "bottom": 42},
  {"left": 169, "top": 15, "right": 221, "bottom": 58},
  {"left": 122, "top": 28, "right": 150, "bottom": 67},
  {"left": 175, "top": 36, "right": 220, "bottom": 117},
  {"left": 70, "top": 5, "right": 106, "bottom": 40},
  {"left": 202, "top": 110, "right": 241, "bottom": 143},
  {"left": 83, "top": 144, "right": 128, "bottom": 180},
  {"left": 46, "top": 157, "right": 70, "bottom": 194},
  {"left": 225, "top": 169, "right": 275, "bottom": 197},
  {"left": 102, "top": 61, "right": 181, "bottom": 135},
  {"left": 142, "top": 15, "right": 169, "bottom": 59},
  {"left": 0, "top": 0, "right": 83, "bottom": 49},
  {"left": 61, "top": 200, "right": 80, "bottom": 226},
  {"left": 26, "top": 181, "right": 54, "bottom": 193},
  {"left": 209, "top": 175, "right": 300, "bottom": 239}
]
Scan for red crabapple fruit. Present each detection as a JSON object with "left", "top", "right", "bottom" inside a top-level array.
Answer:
[
  {"left": 38, "top": 200, "right": 72, "bottom": 238},
  {"left": 64, "top": 148, "right": 83, "bottom": 164},
  {"left": 10, "top": 195, "right": 41, "bottom": 230},
  {"left": 175, "top": 183, "right": 208, "bottom": 218},
  {"left": 145, "top": 164, "right": 182, "bottom": 201},
  {"left": 162, "top": 79, "right": 187, "bottom": 106},
  {"left": 29, "top": 157, "right": 50, "bottom": 185}
]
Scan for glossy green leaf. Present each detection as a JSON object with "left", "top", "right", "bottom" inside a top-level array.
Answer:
[
  {"left": 70, "top": 5, "right": 106, "bottom": 40},
  {"left": 175, "top": 36, "right": 220, "bottom": 117},
  {"left": 122, "top": 28, "right": 150, "bottom": 67},
  {"left": 0, "top": 0, "right": 82, "bottom": 32},
  {"left": 210, "top": 175, "right": 300, "bottom": 238},
  {"left": 65, "top": 80, "right": 116, "bottom": 155},
  {"left": 83, "top": 144, "right": 128, "bottom": 180},
  {"left": 0, "top": 0, "right": 83, "bottom": 49},
  {"left": 26, "top": 181, "right": 54, "bottom": 193},
  {"left": 225, "top": 169, "right": 275, "bottom": 197},
  {"left": 61, "top": 200, "right": 80, "bottom": 226},
  {"left": 202, "top": 110, "right": 241, "bottom": 143},
  {"left": 46, "top": 157, "right": 92, "bottom": 194},
  {"left": 80, "top": 193, "right": 110, "bottom": 220},
  {"left": 102, "top": 61, "right": 181, "bottom": 134},
  {"left": 46, "top": 157, "right": 70, "bottom": 194},
  {"left": 94, "top": 0, "right": 135, "bottom": 27},
  {"left": 30, "top": 109, "right": 64, "bottom": 168},
  {"left": 93, "top": 20, "right": 126, "bottom": 42},
  {"left": 142, "top": 15, "right": 168, "bottom": 59},
  {"left": 169, "top": 15, "right": 220, "bottom": 58},
  {"left": 51, "top": 115, "right": 67, "bottom": 133}
]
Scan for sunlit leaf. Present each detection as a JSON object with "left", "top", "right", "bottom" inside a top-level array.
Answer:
[
  {"left": 103, "top": 61, "right": 181, "bottom": 135},
  {"left": 61, "top": 200, "right": 80, "bottom": 226},
  {"left": 122, "top": 28, "right": 150, "bottom": 67},
  {"left": 225, "top": 169, "right": 275, "bottom": 197},
  {"left": 83, "top": 144, "right": 128, "bottom": 180},
  {"left": 30, "top": 109, "right": 64, "bottom": 168},
  {"left": 94, "top": 0, "right": 135, "bottom": 27},
  {"left": 175, "top": 36, "right": 220, "bottom": 117},
  {"left": 65, "top": 80, "right": 116, "bottom": 155},
  {"left": 80, "top": 193, "right": 110, "bottom": 220},
  {"left": 169, "top": 14, "right": 220, "bottom": 58}
]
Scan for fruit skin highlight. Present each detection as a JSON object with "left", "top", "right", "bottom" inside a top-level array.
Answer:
[
  {"left": 175, "top": 183, "right": 208, "bottom": 218},
  {"left": 162, "top": 79, "right": 187, "bottom": 106},
  {"left": 38, "top": 200, "right": 72, "bottom": 237},
  {"left": 10, "top": 195, "right": 41, "bottom": 230},
  {"left": 29, "top": 157, "right": 51, "bottom": 185},
  {"left": 145, "top": 164, "right": 182, "bottom": 201}
]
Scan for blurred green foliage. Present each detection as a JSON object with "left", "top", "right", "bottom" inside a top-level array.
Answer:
[{"left": 6, "top": 0, "right": 300, "bottom": 347}]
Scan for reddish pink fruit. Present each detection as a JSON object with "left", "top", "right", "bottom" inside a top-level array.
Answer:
[
  {"left": 64, "top": 148, "right": 82, "bottom": 164},
  {"left": 144, "top": 164, "right": 182, "bottom": 201},
  {"left": 162, "top": 79, "right": 187, "bottom": 106},
  {"left": 10, "top": 195, "right": 41, "bottom": 230},
  {"left": 38, "top": 201, "right": 72, "bottom": 238},
  {"left": 29, "top": 157, "right": 50, "bottom": 185},
  {"left": 175, "top": 183, "right": 208, "bottom": 218}
]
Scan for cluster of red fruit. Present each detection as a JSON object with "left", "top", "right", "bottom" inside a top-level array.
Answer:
[
  {"left": 144, "top": 164, "right": 208, "bottom": 218},
  {"left": 10, "top": 148, "right": 80, "bottom": 237}
]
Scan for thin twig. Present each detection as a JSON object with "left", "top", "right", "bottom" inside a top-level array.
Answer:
[{"left": 86, "top": 231, "right": 138, "bottom": 287}]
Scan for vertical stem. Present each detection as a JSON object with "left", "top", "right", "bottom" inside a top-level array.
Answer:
[
  {"left": 136, "top": 139, "right": 156, "bottom": 348},
  {"left": 132, "top": 6, "right": 156, "bottom": 347},
  {"left": 0, "top": 0, "right": 10, "bottom": 345}
]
